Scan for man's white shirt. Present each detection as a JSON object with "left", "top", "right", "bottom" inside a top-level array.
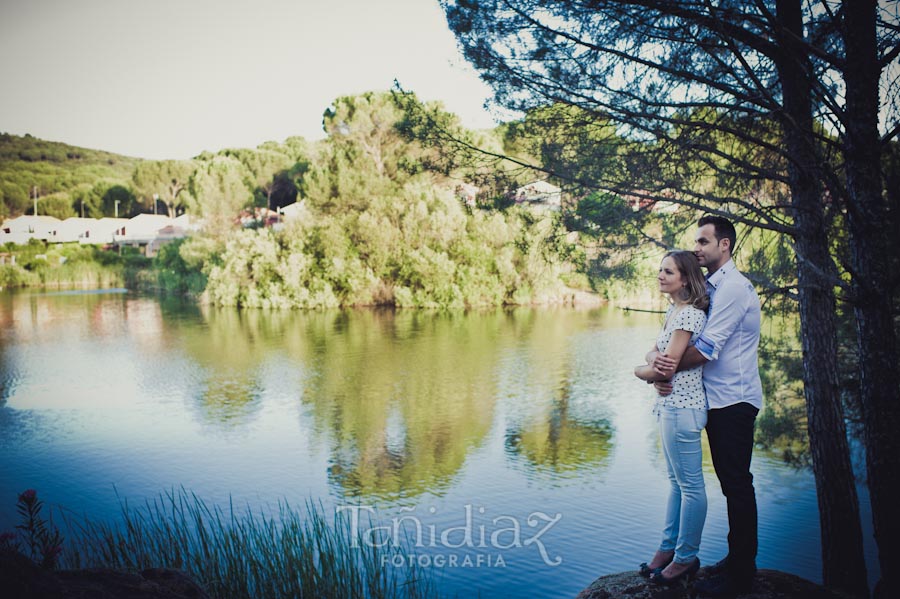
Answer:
[{"left": 694, "top": 259, "right": 764, "bottom": 410}]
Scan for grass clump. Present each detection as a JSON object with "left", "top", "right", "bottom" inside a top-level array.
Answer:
[{"left": 63, "top": 489, "right": 437, "bottom": 599}]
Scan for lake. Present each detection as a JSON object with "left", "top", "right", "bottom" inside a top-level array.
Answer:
[{"left": 0, "top": 289, "right": 879, "bottom": 597}]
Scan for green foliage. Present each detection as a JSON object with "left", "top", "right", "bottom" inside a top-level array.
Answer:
[
  {"left": 502, "top": 103, "right": 622, "bottom": 190},
  {"left": 101, "top": 184, "right": 137, "bottom": 218},
  {"left": 393, "top": 87, "right": 535, "bottom": 209},
  {"left": 153, "top": 238, "right": 217, "bottom": 296},
  {"left": 132, "top": 159, "right": 196, "bottom": 216},
  {"left": 187, "top": 156, "right": 252, "bottom": 236},
  {"left": 63, "top": 489, "right": 437, "bottom": 599},
  {"left": 203, "top": 184, "right": 575, "bottom": 309},
  {"left": 38, "top": 191, "right": 75, "bottom": 219},
  {"left": 0, "top": 243, "right": 132, "bottom": 289},
  {"left": 0, "top": 263, "right": 40, "bottom": 287},
  {"left": 323, "top": 92, "right": 410, "bottom": 180},
  {"left": 220, "top": 146, "right": 300, "bottom": 209},
  {"left": 0, "top": 133, "right": 139, "bottom": 218},
  {"left": 206, "top": 228, "right": 345, "bottom": 309},
  {"left": 178, "top": 91, "right": 580, "bottom": 309},
  {"left": 754, "top": 318, "right": 808, "bottom": 465},
  {"left": 0, "top": 181, "right": 29, "bottom": 217}
]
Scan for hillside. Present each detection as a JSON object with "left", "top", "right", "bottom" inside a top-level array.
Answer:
[{"left": 0, "top": 132, "right": 142, "bottom": 218}]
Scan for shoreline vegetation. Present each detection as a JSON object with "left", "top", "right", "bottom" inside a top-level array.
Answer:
[
  {"left": 2, "top": 489, "right": 437, "bottom": 599},
  {"left": 0, "top": 235, "right": 614, "bottom": 309},
  {"left": 2, "top": 488, "right": 849, "bottom": 599}
]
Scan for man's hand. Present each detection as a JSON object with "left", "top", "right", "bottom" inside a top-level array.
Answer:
[
  {"left": 653, "top": 380, "right": 674, "bottom": 396},
  {"left": 651, "top": 353, "right": 678, "bottom": 378}
]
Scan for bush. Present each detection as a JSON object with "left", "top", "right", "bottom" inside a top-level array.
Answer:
[
  {"left": 0, "top": 264, "right": 39, "bottom": 287},
  {"left": 63, "top": 489, "right": 437, "bottom": 599},
  {"left": 154, "top": 238, "right": 216, "bottom": 296},
  {"left": 1, "top": 490, "right": 64, "bottom": 570}
]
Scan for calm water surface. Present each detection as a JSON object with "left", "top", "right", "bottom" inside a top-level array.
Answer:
[{"left": 0, "top": 290, "right": 878, "bottom": 597}]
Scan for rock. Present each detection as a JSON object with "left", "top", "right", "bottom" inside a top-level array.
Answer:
[
  {"left": 575, "top": 568, "right": 856, "bottom": 599},
  {"left": 0, "top": 549, "right": 210, "bottom": 599}
]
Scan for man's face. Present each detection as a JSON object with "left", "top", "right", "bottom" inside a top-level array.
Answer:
[{"left": 693, "top": 224, "right": 727, "bottom": 271}]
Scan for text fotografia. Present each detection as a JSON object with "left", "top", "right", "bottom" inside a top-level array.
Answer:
[
  {"left": 337, "top": 504, "right": 563, "bottom": 567},
  {"left": 384, "top": 552, "right": 507, "bottom": 569}
]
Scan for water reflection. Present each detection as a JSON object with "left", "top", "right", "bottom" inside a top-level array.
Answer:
[
  {"left": 755, "top": 315, "right": 808, "bottom": 465},
  {"left": 178, "top": 307, "right": 273, "bottom": 427},
  {"left": 299, "top": 310, "right": 502, "bottom": 500},
  {"left": 159, "top": 304, "right": 625, "bottom": 500},
  {"left": 0, "top": 292, "right": 17, "bottom": 403},
  {"left": 499, "top": 310, "right": 616, "bottom": 478},
  {"left": 0, "top": 289, "right": 880, "bottom": 596},
  {"left": 1, "top": 288, "right": 813, "bottom": 494},
  {"left": 505, "top": 394, "right": 614, "bottom": 478}
]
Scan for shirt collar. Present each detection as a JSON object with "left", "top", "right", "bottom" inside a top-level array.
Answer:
[{"left": 706, "top": 258, "right": 736, "bottom": 289}]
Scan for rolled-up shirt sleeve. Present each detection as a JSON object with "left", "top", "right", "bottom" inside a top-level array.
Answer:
[{"left": 696, "top": 282, "right": 747, "bottom": 361}]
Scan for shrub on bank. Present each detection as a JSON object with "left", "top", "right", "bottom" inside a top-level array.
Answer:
[
  {"left": 0, "top": 243, "right": 132, "bottom": 289},
  {"left": 199, "top": 198, "right": 577, "bottom": 309}
]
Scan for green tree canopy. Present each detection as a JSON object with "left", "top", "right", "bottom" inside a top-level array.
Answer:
[
  {"left": 221, "top": 147, "right": 298, "bottom": 210},
  {"left": 188, "top": 156, "right": 253, "bottom": 237},
  {"left": 132, "top": 159, "right": 196, "bottom": 217}
]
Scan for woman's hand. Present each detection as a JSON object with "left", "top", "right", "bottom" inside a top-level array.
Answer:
[
  {"left": 653, "top": 380, "right": 674, "bottom": 396},
  {"left": 652, "top": 352, "right": 678, "bottom": 377}
]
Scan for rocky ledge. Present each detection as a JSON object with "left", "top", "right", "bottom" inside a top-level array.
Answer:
[
  {"left": 1, "top": 550, "right": 210, "bottom": 599},
  {"left": 4, "top": 548, "right": 854, "bottom": 599},
  {"left": 575, "top": 568, "right": 855, "bottom": 599}
]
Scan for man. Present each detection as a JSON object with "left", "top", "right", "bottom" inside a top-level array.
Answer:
[{"left": 650, "top": 215, "right": 763, "bottom": 597}]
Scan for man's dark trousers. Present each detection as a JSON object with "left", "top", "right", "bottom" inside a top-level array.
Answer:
[{"left": 706, "top": 401, "right": 759, "bottom": 582}]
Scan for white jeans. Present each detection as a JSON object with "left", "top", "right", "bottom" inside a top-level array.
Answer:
[{"left": 657, "top": 405, "right": 708, "bottom": 563}]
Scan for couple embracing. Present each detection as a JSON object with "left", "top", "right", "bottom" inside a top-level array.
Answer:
[{"left": 633, "top": 215, "right": 763, "bottom": 597}]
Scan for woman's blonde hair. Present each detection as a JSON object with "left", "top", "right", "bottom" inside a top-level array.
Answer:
[{"left": 663, "top": 250, "right": 709, "bottom": 311}]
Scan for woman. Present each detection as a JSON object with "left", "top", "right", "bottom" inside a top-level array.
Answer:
[{"left": 634, "top": 250, "right": 709, "bottom": 585}]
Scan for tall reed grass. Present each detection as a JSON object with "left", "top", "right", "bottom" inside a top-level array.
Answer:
[
  {"left": 38, "top": 261, "right": 126, "bottom": 288},
  {"left": 63, "top": 490, "right": 438, "bottom": 599}
]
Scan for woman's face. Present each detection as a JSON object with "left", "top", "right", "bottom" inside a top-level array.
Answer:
[{"left": 658, "top": 256, "right": 684, "bottom": 296}]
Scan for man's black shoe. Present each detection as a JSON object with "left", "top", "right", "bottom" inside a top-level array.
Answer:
[
  {"left": 704, "top": 557, "right": 729, "bottom": 575},
  {"left": 694, "top": 572, "right": 754, "bottom": 597}
]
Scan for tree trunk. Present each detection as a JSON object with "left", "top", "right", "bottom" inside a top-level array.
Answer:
[
  {"left": 787, "top": 167, "right": 869, "bottom": 599},
  {"left": 775, "top": 1, "right": 869, "bottom": 595},
  {"left": 843, "top": 3, "right": 900, "bottom": 596}
]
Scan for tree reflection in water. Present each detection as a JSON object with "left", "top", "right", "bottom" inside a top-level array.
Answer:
[
  {"left": 170, "top": 300, "right": 813, "bottom": 499},
  {"left": 300, "top": 309, "right": 501, "bottom": 500}
]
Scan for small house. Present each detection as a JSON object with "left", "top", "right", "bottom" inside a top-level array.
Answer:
[
  {"left": 80, "top": 218, "right": 129, "bottom": 245},
  {"left": 279, "top": 201, "right": 308, "bottom": 222},
  {"left": 513, "top": 180, "right": 562, "bottom": 211},
  {"left": 113, "top": 214, "right": 184, "bottom": 255},
  {"left": 55, "top": 217, "right": 96, "bottom": 243},
  {"left": 0, "top": 215, "right": 62, "bottom": 244}
]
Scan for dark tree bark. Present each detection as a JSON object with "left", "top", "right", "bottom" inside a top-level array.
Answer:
[
  {"left": 842, "top": 3, "right": 900, "bottom": 597},
  {"left": 775, "top": 2, "right": 867, "bottom": 593}
]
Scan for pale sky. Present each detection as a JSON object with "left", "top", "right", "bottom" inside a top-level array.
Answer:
[{"left": 0, "top": 0, "right": 500, "bottom": 159}]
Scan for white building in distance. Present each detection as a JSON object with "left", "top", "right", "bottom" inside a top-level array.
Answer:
[
  {"left": 513, "top": 180, "right": 562, "bottom": 211},
  {"left": 1, "top": 215, "right": 62, "bottom": 245}
]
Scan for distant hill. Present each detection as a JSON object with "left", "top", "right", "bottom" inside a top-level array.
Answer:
[{"left": 0, "top": 133, "right": 142, "bottom": 219}]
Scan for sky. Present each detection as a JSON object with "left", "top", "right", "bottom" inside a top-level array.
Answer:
[{"left": 0, "top": 0, "right": 500, "bottom": 159}]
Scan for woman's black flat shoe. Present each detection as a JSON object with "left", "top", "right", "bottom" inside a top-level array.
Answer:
[{"left": 649, "top": 557, "right": 700, "bottom": 585}]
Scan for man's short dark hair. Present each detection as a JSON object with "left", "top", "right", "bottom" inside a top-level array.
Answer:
[{"left": 698, "top": 215, "right": 737, "bottom": 253}]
